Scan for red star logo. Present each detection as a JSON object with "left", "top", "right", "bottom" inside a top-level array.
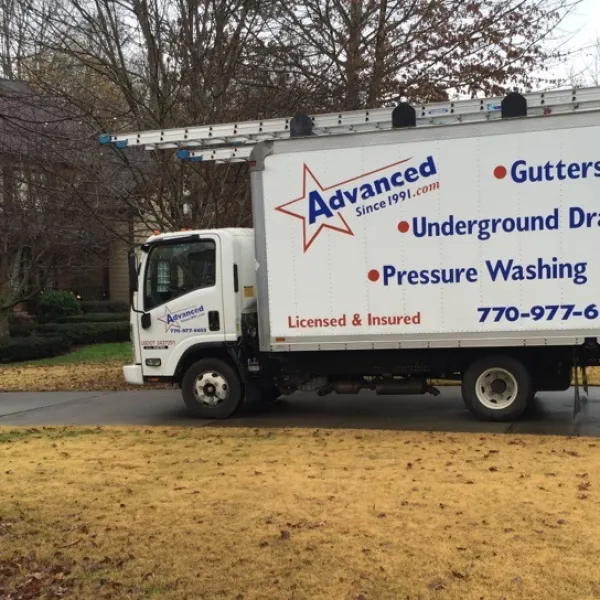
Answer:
[
  {"left": 275, "top": 158, "right": 413, "bottom": 252},
  {"left": 275, "top": 165, "right": 352, "bottom": 252}
]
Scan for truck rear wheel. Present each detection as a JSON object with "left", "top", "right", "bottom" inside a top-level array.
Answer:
[
  {"left": 181, "top": 358, "right": 243, "bottom": 419},
  {"left": 462, "top": 355, "right": 532, "bottom": 422}
]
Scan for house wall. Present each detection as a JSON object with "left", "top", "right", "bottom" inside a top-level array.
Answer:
[
  {"left": 56, "top": 263, "right": 107, "bottom": 300},
  {"left": 108, "top": 218, "right": 155, "bottom": 303}
]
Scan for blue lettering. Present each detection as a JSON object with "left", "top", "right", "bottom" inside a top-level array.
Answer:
[
  {"left": 377, "top": 266, "right": 479, "bottom": 285},
  {"left": 390, "top": 172, "right": 404, "bottom": 186},
  {"left": 466, "top": 268, "right": 478, "bottom": 282},
  {"left": 374, "top": 177, "right": 390, "bottom": 194},
  {"left": 511, "top": 160, "right": 527, "bottom": 183},
  {"left": 419, "top": 156, "right": 437, "bottom": 177},
  {"left": 165, "top": 305, "right": 204, "bottom": 325},
  {"left": 509, "top": 159, "right": 600, "bottom": 183},
  {"left": 567, "top": 163, "right": 581, "bottom": 179},
  {"left": 485, "top": 257, "right": 588, "bottom": 285},
  {"left": 343, "top": 189, "right": 358, "bottom": 204},
  {"left": 355, "top": 200, "right": 387, "bottom": 217},
  {"left": 308, "top": 190, "right": 333, "bottom": 224},
  {"left": 407, "top": 270, "right": 419, "bottom": 285},
  {"left": 569, "top": 206, "right": 586, "bottom": 228},
  {"left": 404, "top": 167, "right": 419, "bottom": 183},
  {"left": 383, "top": 265, "right": 396, "bottom": 286},
  {"left": 486, "top": 259, "right": 513, "bottom": 282},
  {"left": 305, "top": 155, "right": 439, "bottom": 224},
  {"left": 528, "top": 166, "right": 543, "bottom": 182},
  {"left": 360, "top": 183, "right": 376, "bottom": 200},
  {"left": 329, "top": 190, "right": 345, "bottom": 210},
  {"left": 429, "top": 269, "right": 440, "bottom": 284},
  {"left": 410, "top": 209, "right": 558, "bottom": 240}
]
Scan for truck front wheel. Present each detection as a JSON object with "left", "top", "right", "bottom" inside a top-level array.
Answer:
[
  {"left": 462, "top": 355, "right": 532, "bottom": 422},
  {"left": 181, "top": 358, "right": 244, "bottom": 419}
]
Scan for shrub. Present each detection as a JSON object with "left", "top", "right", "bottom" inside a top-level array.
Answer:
[
  {"left": 56, "top": 312, "right": 129, "bottom": 324},
  {"left": 80, "top": 301, "right": 129, "bottom": 314},
  {"left": 37, "top": 291, "right": 81, "bottom": 321},
  {"left": 36, "top": 322, "right": 130, "bottom": 345},
  {"left": 0, "top": 336, "right": 71, "bottom": 363},
  {"left": 8, "top": 312, "right": 36, "bottom": 337}
]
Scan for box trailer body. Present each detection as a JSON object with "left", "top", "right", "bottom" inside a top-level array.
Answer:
[
  {"left": 122, "top": 99, "right": 600, "bottom": 422},
  {"left": 253, "top": 109, "right": 600, "bottom": 352}
]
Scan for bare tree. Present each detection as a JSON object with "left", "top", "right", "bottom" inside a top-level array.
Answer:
[
  {"left": 566, "top": 37, "right": 600, "bottom": 87},
  {"left": 0, "top": 79, "right": 123, "bottom": 337},
  {"left": 270, "top": 0, "right": 582, "bottom": 109},
  {"left": 0, "top": 0, "right": 586, "bottom": 337},
  {"left": 10, "top": 0, "right": 288, "bottom": 232}
]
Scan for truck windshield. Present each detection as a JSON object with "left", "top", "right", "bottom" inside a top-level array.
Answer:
[{"left": 143, "top": 239, "right": 216, "bottom": 311}]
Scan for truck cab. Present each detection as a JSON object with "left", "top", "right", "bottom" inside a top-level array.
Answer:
[{"left": 124, "top": 228, "right": 258, "bottom": 410}]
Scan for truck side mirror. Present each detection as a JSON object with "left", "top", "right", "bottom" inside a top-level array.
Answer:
[
  {"left": 128, "top": 248, "right": 139, "bottom": 299},
  {"left": 141, "top": 313, "right": 151, "bottom": 329}
]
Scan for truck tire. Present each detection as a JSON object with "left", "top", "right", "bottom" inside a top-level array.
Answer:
[
  {"left": 181, "top": 358, "right": 243, "bottom": 419},
  {"left": 461, "top": 355, "right": 532, "bottom": 422}
]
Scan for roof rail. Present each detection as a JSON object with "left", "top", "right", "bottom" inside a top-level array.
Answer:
[{"left": 98, "top": 86, "right": 600, "bottom": 163}]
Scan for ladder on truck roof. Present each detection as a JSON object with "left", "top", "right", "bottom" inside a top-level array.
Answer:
[{"left": 98, "top": 85, "right": 600, "bottom": 163}]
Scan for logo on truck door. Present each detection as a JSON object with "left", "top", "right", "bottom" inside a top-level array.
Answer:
[
  {"left": 158, "top": 304, "right": 206, "bottom": 332},
  {"left": 275, "top": 156, "right": 439, "bottom": 251}
]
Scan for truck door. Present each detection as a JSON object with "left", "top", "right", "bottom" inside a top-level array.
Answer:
[{"left": 137, "top": 234, "right": 225, "bottom": 377}]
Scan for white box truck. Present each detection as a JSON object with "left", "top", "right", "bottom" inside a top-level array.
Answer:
[{"left": 100, "top": 87, "right": 600, "bottom": 421}]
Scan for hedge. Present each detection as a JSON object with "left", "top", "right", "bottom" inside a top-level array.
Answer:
[
  {"left": 55, "top": 312, "right": 129, "bottom": 324},
  {"left": 36, "top": 322, "right": 130, "bottom": 345},
  {"left": 80, "top": 301, "right": 129, "bottom": 314},
  {"left": 8, "top": 313, "right": 36, "bottom": 337},
  {"left": 37, "top": 290, "right": 81, "bottom": 320},
  {"left": 0, "top": 336, "right": 71, "bottom": 363}
]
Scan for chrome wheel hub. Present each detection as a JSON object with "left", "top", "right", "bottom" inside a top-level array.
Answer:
[
  {"left": 475, "top": 368, "right": 518, "bottom": 410},
  {"left": 193, "top": 372, "right": 229, "bottom": 407}
]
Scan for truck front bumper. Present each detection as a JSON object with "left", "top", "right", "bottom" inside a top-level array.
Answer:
[{"left": 123, "top": 364, "right": 144, "bottom": 385}]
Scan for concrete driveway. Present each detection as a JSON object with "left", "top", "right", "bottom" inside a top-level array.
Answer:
[{"left": 1, "top": 387, "right": 599, "bottom": 436}]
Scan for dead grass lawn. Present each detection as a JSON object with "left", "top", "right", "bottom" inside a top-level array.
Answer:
[
  {"left": 0, "top": 362, "right": 171, "bottom": 392},
  {"left": 0, "top": 362, "right": 132, "bottom": 392},
  {"left": 3, "top": 362, "right": 600, "bottom": 392},
  {"left": 1, "top": 427, "right": 600, "bottom": 600}
]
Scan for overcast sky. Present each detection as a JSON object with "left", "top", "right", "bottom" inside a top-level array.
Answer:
[{"left": 546, "top": 0, "right": 600, "bottom": 84}]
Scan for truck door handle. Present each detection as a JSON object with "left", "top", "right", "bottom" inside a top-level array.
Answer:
[{"left": 208, "top": 311, "right": 220, "bottom": 331}]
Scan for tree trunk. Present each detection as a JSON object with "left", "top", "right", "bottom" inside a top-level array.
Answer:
[{"left": 0, "top": 310, "right": 9, "bottom": 339}]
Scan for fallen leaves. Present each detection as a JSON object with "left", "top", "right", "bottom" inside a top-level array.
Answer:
[
  {"left": 0, "top": 556, "right": 75, "bottom": 600},
  {"left": 1, "top": 427, "right": 600, "bottom": 600},
  {"left": 428, "top": 578, "right": 446, "bottom": 591},
  {"left": 0, "top": 362, "right": 172, "bottom": 392},
  {"left": 58, "top": 539, "right": 82, "bottom": 549}
]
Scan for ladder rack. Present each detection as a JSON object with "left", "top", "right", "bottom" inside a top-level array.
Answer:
[{"left": 98, "top": 85, "right": 600, "bottom": 163}]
